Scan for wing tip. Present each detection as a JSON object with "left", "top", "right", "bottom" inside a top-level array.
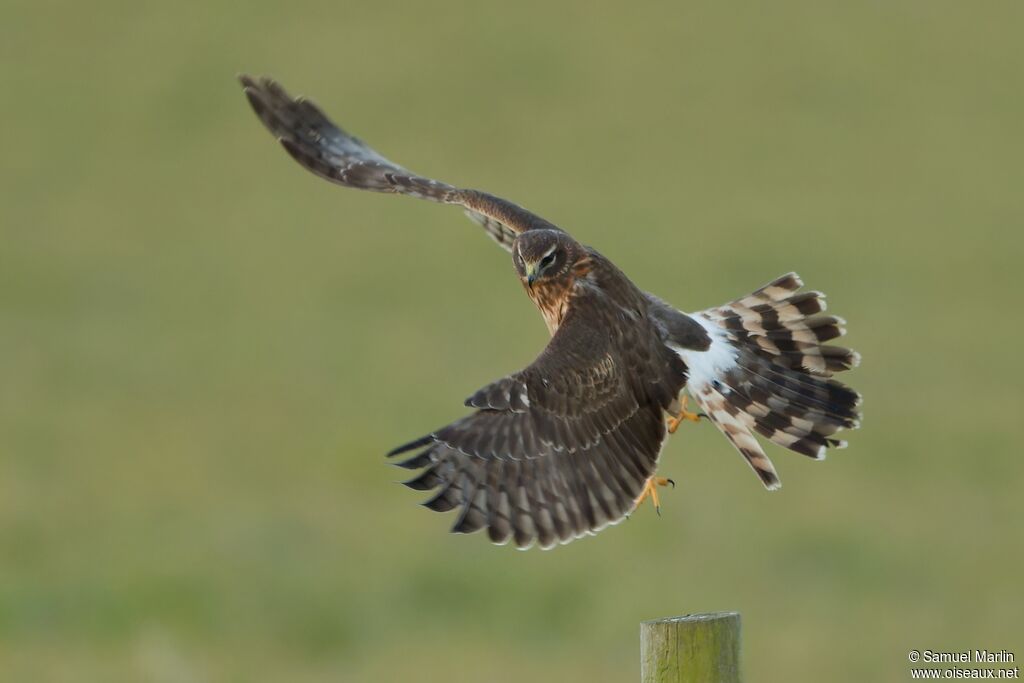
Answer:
[
  {"left": 386, "top": 434, "right": 434, "bottom": 458},
  {"left": 237, "top": 72, "right": 260, "bottom": 89}
]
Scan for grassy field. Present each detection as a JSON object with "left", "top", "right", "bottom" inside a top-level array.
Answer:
[{"left": 2, "top": 2, "right": 1022, "bottom": 681}]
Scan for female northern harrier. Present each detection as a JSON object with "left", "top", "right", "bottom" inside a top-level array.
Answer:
[{"left": 240, "top": 76, "right": 862, "bottom": 550}]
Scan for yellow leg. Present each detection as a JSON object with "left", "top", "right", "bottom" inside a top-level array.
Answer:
[
  {"left": 634, "top": 476, "right": 675, "bottom": 516},
  {"left": 667, "top": 395, "right": 703, "bottom": 434}
]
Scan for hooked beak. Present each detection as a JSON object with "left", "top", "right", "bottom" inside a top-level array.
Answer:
[{"left": 525, "top": 264, "right": 538, "bottom": 288}]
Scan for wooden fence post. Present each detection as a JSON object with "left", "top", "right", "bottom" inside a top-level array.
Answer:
[{"left": 640, "top": 612, "right": 742, "bottom": 683}]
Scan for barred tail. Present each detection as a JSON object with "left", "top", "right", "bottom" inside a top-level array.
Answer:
[{"left": 677, "top": 273, "right": 862, "bottom": 490}]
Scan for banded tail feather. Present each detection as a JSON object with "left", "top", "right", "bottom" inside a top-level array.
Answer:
[{"left": 676, "top": 273, "right": 861, "bottom": 490}]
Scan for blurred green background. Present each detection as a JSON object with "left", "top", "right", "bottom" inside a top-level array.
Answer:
[{"left": 2, "top": 1, "right": 1022, "bottom": 681}]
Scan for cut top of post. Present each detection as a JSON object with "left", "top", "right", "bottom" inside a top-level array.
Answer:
[{"left": 641, "top": 612, "right": 742, "bottom": 683}]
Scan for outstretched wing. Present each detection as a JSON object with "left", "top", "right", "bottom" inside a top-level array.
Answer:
[
  {"left": 239, "top": 75, "right": 559, "bottom": 250},
  {"left": 388, "top": 288, "right": 687, "bottom": 550}
]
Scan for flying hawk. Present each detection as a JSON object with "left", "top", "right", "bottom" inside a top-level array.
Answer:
[{"left": 239, "top": 76, "right": 862, "bottom": 550}]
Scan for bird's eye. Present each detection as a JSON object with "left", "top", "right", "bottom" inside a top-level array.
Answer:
[{"left": 539, "top": 251, "right": 557, "bottom": 270}]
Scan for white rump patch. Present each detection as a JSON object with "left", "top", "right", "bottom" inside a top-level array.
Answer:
[{"left": 669, "top": 313, "right": 737, "bottom": 393}]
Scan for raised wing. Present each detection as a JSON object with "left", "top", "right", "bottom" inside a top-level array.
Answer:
[
  {"left": 387, "top": 288, "right": 687, "bottom": 549},
  {"left": 239, "top": 75, "right": 559, "bottom": 250}
]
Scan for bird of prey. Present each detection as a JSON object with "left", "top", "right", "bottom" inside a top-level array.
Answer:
[{"left": 239, "top": 75, "right": 862, "bottom": 550}]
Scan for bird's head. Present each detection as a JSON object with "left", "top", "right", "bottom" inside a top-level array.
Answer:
[{"left": 512, "top": 229, "right": 586, "bottom": 291}]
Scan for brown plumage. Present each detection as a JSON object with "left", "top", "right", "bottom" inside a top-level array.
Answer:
[
  {"left": 389, "top": 229, "right": 687, "bottom": 547},
  {"left": 240, "top": 75, "right": 863, "bottom": 549}
]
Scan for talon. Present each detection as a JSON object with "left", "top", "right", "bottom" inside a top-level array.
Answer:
[
  {"left": 668, "top": 396, "right": 703, "bottom": 433},
  {"left": 634, "top": 475, "right": 675, "bottom": 514}
]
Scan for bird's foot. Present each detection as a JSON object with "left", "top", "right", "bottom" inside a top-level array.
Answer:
[
  {"left": 634, "top": 476, "right": 675, "bottom": 516},
  {"left": 667, "top": 395, "right": 704, "bottom": 434}
]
